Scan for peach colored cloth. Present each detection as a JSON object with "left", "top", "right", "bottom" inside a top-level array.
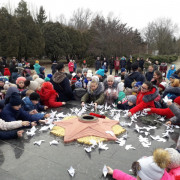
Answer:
[{"left": 54, "top": 117, "right": 119, "bottom": 143}]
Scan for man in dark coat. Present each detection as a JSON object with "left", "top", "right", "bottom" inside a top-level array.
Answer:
[
  {"left": 50, "top": 63, "right": 74, "bottom": 102},
  {"left": 109, "top": 56, "right": 114, "bottom": 75},
  {"left": 124, "top": 63, "right": 145, "bottom": 88},
  {"left": 95, "top": 57, "right": 101, "bottom": 71},
  {"left": 145, "top": 65, "right": 154, "bottom": 82}
]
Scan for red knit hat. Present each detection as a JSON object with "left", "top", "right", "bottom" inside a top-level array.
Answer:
[
  {"left": 4, "top": 68, "right": 11, "bottom": 76},
  {"left": 174, "top": 96, "right": 180, "bottom": 105},
  {"left": 42, "top": 82, "right": 53, "bottom": 90},
  {"left": 16, "top": 77, "right": 26, "bottom": 84}
]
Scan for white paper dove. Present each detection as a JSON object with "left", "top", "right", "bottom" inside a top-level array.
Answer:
[
  {"left": 45, "top": 118, "right": 54, "bottom": 125},
  {"left": 50, "top": 110, "right": 57, "bottom": 119},
  {"left": 102, "top": 165, "right": 108, "bottom": 177},
  {"left": 33, "top": 140, "right": 45, "bottom": 146},
  {"left": 150, "top": 135, "right": 166, "bottom": 142},
  {"left": 89, "top": 139, "right": 97, "bottom": 148},
  {"left": 49, "top": 140, "right": 59, "bottom": 146},
  {"left": 163, "top": 96, "right": 172, "bottom": 103},
  {"left": 26, "top": 126, "right": 37, "bottom": 137},
  {"left": 98, "top": 142, "right": 109, "bottom": 150},
  {"left": 48, "top": 124, "right": 54, "bottom": 130},
  {"left": 67, "top": 166, "right": 75, "bottom": 177},
  {"left": 139, "top": 135, "right": 151, "bottom": 148},
  {"left": 105, "top": 131, "right": 115, "bottom": 137},
  {"left": 116, "top": 138, "right": 126, "bottom": 146},
  {"left": 39, "top": 126, "right": 49, "bottom": 132},
  {"left": 84, "top": 146, "right": 92, "bottom": 153},
  {"left": 125, "top": 145, "right": 136, "bottom": 150}
]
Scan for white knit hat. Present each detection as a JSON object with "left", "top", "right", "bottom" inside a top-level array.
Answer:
[
  {"left": 34, "top": 78, "right": 44, "bottom": 86},
  {"left": 28, "top": 81, "right": 39, "bottom": 91},
  {"left": 87, "top": 73, "right": 92, "bottom": 78},
  {"left": 165, "top": 148, "right": 180, "bottom": 169},
  {"left": 138, "top": 156, "right": 164, "bottom": 180}
]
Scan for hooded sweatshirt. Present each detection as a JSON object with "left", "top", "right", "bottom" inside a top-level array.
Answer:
[{"left": 167, "top": 65, "right": 176, "bottom": 80}]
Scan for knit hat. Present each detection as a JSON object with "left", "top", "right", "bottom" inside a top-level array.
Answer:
[
  {"left": 87, "top": 70, "right": 92, "bottom": 74},
  {"left": 92, "top": 76, "right": 99, "bottom": 82},
  {"left": 75, "top": 81, "right": 82, "bottom": 88},
  {"left": 138, "top": 156, "right": 164, "bottom": 180},
  {"left": 96, "top": 69, "right": 105, "bottom": 77},
  {"left": 35, "top": 60, "right": 39, "bottom": 64},
  {"left": 82, "top": 68, "right": 88, "bottom": 73},
  {"left": 39, "top": 66, "right": 45, "bottom": 74},
  {"left": 174, "top": 96, "right": 180, "bottom": 105},
  {"left": 159, "top": 82, "right": 167, "bottom": 91},
  {"left": 72, "top": 72, "right": 76, "bottom": 77},
  {"left": 121, "top": 68, "right": 126, "bottom": 73},
  {"left": 29, "top": 92, "right": 40, "bottom": 101},
  {"left": 16, "top": 77, "right": 26, "bottom": 85},
  {"left": 42, "top": 82, "right": 54, "bottom": 90},
  {"left": 87, "top": 73, "right": 92, "bottom": 78},
  {"left": 0, "top": 77, "right": 5, "bottom": 82},
  {"left": 4, "top": 68, "right": 11, "bottom": 76},
  {"left": 165, "top": 148, "right": 180, "bottom": 169},
  {"left": 76, "top": 68, "right": 82, "bottom": 74},
  {"left": 45, "top": 77, "right": 50, "bottom": 82},
  {"left": 5, "top": 87, "right": 19, "bottom": 99},
  {"left": 47, "top": 74, "right": 52, "bottom": 79},
  {"left": 34, "top": 78, "right": 45, "bottom": 86},
  {"left": 127, "top": 95, "right": 137, "bottom": 104},
  {"left": 10, "top": 92, "right": 22, "bottom": 106},
  {"left": 28, "top": 81, "right": 39, "bottom": 91}
]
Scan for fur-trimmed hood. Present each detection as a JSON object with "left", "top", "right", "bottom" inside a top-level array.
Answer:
[
  {"left": 164, "top": 86, "right": 180, "bottom": 96},
  {"left": 52, "top": 71, "right": 66, "bottom": 83},
  {"left": 103, "top": 79, "right": 119, "bottom": 90},
  {"left": 87, "top": 82, "right": 104, "bottom": 96},
  {"left": 143, "top": 85, "right": 159, "bottom": 103}
]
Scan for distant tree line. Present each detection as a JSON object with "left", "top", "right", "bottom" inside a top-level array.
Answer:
[{"left": 0, "top": 0, "right": 180, "bottom": 62}]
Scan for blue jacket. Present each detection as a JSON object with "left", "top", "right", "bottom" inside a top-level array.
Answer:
[
  {"left": 0, "top": 129, "right": 18, "bottom": 139},
  {"left": 33, "top": 63, "right": 41, "bottom": 74},
  {"left": 167, "top": 65, "right": 176, "bottom": 80},
  {"left": 0, "top": 104, "right": 42, "bottom": 122}
]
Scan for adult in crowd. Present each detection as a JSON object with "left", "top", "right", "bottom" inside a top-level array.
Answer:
[
  {"left": 120, "top": 56, "right": 126, "bottom": 68},
  {"left": 109, "top": 56, "right": 114, "bottom": 75},
  {"left": 145, "top": 65, "right": 154, "bottom": 82},
  {"left": 124, "top": 63, "right": 145, "bottom": 88},
  {"left": 126, "top": 57, "right": 132, "bottom": 74},
  {"left": 128, "top": 81, "right": 159, "bottom": 116},
  {"left": 139, "top": 57, "right": 144, "bottom": 71},
  {"left": 95, "top": 56, "right": 101, "bottom": 71},
  {"left": 51, "top": 63, "right": 73, "bottom": 102},
  {"left": 114, "top": 57, "right": 120, "bottom": 75}
]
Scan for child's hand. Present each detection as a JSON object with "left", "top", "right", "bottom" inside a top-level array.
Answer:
[
  {"left": 144, "top": 108, "right": 151, "bottom": 112},
  {"left": 38, "top": 120, "right": 46, "bottom": 124},
  {"left": 44, "top": 106, "right": 48, "bottom": 110},
  {"left": 62, "top": 102, "right": 66, "bottom": 105},
  {"left": 118, "top": 101, "right": 121, "bottom": 104},
  {"left": 29, "top": 109, "right": 38, "bottom": 115},
  {"left": 17, "top": 130, "right": 24, "bottom": 138},
  {"left": 128, "top": 112, "right": 132, "bottom": 117},
  {"left": 166, "top": 121, "right": 172, "bottom": 126},
  {"left": 44, "top": 114, "right": 50, "bottom": 118},
  {"left": 31, "top": 121, "right": 37, "bottom": 126},
  {"left": 22, "top": 121, "right": 30, "bottom": 127},
  {"left": 81, "top": 102, "right": 85, "bottom": 106},
  {"left": 107, "top": 166, "right": 113, "bottom": 175},
  {"left": 167, "top": 101, "right": 172, "bottom": 106}
]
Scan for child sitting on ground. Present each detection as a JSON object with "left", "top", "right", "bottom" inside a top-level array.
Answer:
[
  {"left": 38, "top": 66, "right": 45, "bottom": 79},
  {"left": 16, "top": 77, "right": 26, "bottom": 92},
  {"left": 37, "top": 82, "right": 66, "bottom": 108},
  {"left": 117, "top": 95, "right": 136, "bottom": 110},
  {"left": 107, "top": 148, "right": 180, "bottom": 180},
  {"left": 0, "top": 92, "right": 47, "bottom": 125}
]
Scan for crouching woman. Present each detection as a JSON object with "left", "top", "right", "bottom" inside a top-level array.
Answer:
[{"left": 81, "top": 79, "right": 104, "bottom": 108}]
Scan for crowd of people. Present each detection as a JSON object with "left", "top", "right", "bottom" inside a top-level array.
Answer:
[{"left": 0, "top": 55, "right": 180, "bottom": 179}]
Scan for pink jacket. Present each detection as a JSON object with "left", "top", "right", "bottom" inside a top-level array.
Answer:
[
  {"left": 68, "top": 62, "right": 74, "bottom": 72},
  {"left": 0, "top": 119, "right": 22, "bottom": 130},
  {"left": 113, "top": 169, "right": 171, "bottom": 180}
]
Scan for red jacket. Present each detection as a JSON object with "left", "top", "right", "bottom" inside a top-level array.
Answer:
[
  {"left": 68, "top": 62, "right": 74, "bottom": 72},
  {"left": 130, "top": 86, "right": 158, "bottom": 115},
  {"left": 4, "top": 68, "right": 11, "bottom": 76},
  {"left": 38, "top": 82, "right": 63, "bottom": 108},
  {"left": 150, "top": 108, "right": 174, "bottom": 119}
]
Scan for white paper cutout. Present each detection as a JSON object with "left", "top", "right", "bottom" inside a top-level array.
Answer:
[
  {"left": 102, "top": 165, "right": 108, "bottom": 177},
  {"left": 33, "top": 140, "right": 45, "bottom": 146},
  {"left": 67, "top": 166, "right": 75, "bottom": 177},
  {"left": 49, "top": 140, "right": 59, "bottom": 145}
]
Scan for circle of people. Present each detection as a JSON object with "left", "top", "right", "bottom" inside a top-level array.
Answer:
[{"left": 0, "top": 56, "right": 180, "bottom": 180}]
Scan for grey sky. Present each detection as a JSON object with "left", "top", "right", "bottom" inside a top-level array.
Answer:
[{"left": 1, "top": 0, "right": 180, "bottom": 36}]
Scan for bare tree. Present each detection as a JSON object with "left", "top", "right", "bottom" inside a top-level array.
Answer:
[
  {"left": 68, "top": 8, "right": 92, "bottom": 32},
  {"left": 56, "top": 14, "right": 67, "bottom": 25}
]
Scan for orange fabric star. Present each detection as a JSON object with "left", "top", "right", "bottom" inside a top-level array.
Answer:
[{"left": 54, "top": 117, "right": 119, "bottom": 143}]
